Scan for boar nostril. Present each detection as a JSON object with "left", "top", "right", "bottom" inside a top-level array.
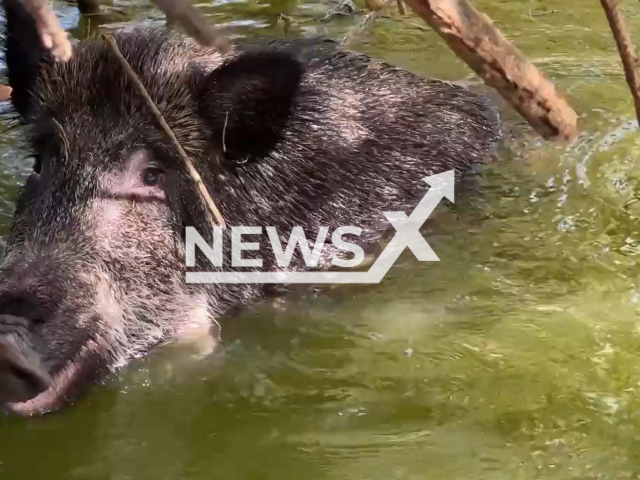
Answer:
[
  {"left": 0, "top": 338, "right": 51, "bottom": 404},
  {"left": 0, "top": 294, "right": 52, "bottom": 326},
  {"left": 7, "top": 363, "right": 48, "bottom": 393}
]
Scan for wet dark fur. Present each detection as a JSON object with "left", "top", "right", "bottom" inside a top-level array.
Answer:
[{"left": 0, "top": 0, "right": 501, "bottom": 413}]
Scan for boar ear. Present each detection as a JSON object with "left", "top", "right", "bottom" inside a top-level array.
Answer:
[
  {"left": 196, "top": 51, "right": 303, "bottom": 164},
  {"left": 2, "top": 0, "right": 49, "bottom": 120}
]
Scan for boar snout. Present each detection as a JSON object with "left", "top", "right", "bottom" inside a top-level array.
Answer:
[
  {"left": 0, "top": 328, "right": 51, "bottom": 404},
  {"left": 0, "top": 261, "right": 114, "bottom": 416}
]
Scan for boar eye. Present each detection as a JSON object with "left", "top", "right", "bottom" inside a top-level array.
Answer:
[{"left": 142, "top": 168, "right": 166, "bottom": 188}]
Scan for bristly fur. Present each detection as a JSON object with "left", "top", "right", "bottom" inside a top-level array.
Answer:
[{"left": 0, "top": 0, "right": 501, "bottom": 414}]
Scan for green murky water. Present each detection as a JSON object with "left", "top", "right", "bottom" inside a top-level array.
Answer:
[{"left": 1, "top": 0, "right": 640, "bottom": 478}]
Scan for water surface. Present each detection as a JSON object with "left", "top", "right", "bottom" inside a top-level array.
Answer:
[{"left": 1, "top": 0, "right": 640, "bottom": 478}]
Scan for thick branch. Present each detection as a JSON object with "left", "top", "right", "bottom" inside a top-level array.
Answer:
[
  {"left": 0, "top": 84, "right": 12, "bottom": 102},
  {"left": 21, "top": 0, "right": 72, "bottom": 61},
  {"left": 402, "top": 0, "right": 578, "bottom": 141},
  {"left": 600, "top": 0, "right": 640, "bottom": 126}
]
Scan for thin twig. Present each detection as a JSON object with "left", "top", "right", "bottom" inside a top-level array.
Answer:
[
  {"left": 222, "top": 110, "right": 229, "bottom": 154},
  {"left": 341, "top": 0, "right": 393, "bottom": 46},
  {"left": 600, "top": 0, "right": 640, "bottom": 126},
  {"left": 148, "top": 0, "right": 231, "bottom": 53},
  {"left": 101, "top": 33, "right": 226, "bottom": 229},
  {"left": 321, "top": 0, "right": 357, "bottom": 22},
  {"left": 341, "top": 11, "right": 380, "bottom": 46},
  {"left": 21, "top": 0, "right": 73, "bottom": 61}
]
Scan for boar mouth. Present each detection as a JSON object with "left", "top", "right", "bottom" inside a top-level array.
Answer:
[{"left": 3, "top": 338, "right": 108, "bottom": 417}]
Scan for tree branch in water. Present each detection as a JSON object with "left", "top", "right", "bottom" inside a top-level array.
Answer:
[
  {"left": 401, "top": 0, "right": 578, "bottom": 141},
  {"left": 22, "top": 0, "right": 72, "bottom": 61}
]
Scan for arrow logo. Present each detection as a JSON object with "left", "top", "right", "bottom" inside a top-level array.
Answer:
[{"left": 186, "top": 170, "right": 455, "bottom": 284}]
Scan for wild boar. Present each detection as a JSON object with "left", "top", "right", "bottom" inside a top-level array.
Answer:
[{"left": 0, "top": 0, "right": 500, "bottom": 415}]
